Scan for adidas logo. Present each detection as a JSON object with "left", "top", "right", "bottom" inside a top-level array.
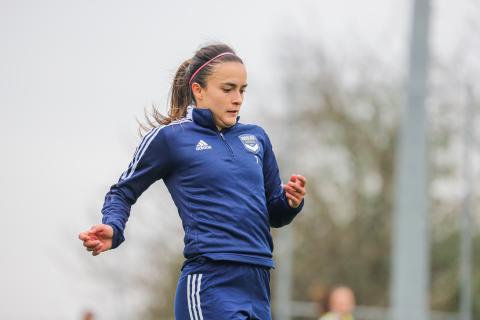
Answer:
[{"left": 195, "top": 140, "right": 212, "bottom": 151}]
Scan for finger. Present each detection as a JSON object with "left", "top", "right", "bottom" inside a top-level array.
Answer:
[
  {"left": 94, "top": 248, "right": 102, "bottom": 255},
  {"left": 296, "top": 175, "right": 307, "bottom": 187},
  {"left": 88, "top": 230, "right": 106, "bottom": 240},
  {"left": 284, "top": 185, "right": 299, "bottom": 198},
  {"left": 87, "top": 242, "right": 102, "bottom": 253},
  {"left": 84, "top": 243, "right": 97, "bottom": 251},
  {"left": 83, "top": 240, "right": 101, "bottom": 248},
  {"left": 88, "top": 225, "right": 101, "bottom": 235},
  {"left": 285, "top": 192, "right": 301, "bottom": 207},
  {"left": 289, "top": 176, "right": 306, "bottom": 188},
  {"left": 89, "top": 224, "right": 108, "bottom": 235},
  {"left": 92, "top": 247, "right": 103, "bottom": 256},
  {"left": 286, "top": 183, "right": 305, "bottom": 197},
  {"left": 286, "top": 175, "right": 307, "bottom": 191},
  {"left": 287, "top": 181, "right": 305, "bottom": 195},
  {"left": 78, "top": 232, "right": 91, "bottom": 241},
  {"left": 285, "top": 189, "right": 301, "bottom": 202},
  {"left": 284, "top": 184, "right": 305, "bottom": 202},
  {"left": 286, "top": 187, "right": 304, "bottom": 205},
  {"left": 93, "top": 243, "right": 103, "bottom": 253}
]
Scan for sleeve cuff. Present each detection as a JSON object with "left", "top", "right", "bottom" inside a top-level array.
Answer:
[{"left": 105, "top": 223, "right": 125, "bottom": 249}]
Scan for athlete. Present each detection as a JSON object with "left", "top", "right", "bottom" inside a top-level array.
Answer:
[{"left": 78, "top": 43, "right": 307, "bottom": 319}]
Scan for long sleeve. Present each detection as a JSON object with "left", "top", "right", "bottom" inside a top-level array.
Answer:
[
  {"left": 101, "top": 126, "right": 172, "bottom": 248},
  {"left": 262, "top": 130, "right": 304, "bottom": 228}
]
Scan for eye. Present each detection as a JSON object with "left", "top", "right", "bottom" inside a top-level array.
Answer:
[
  {"left": 222, "top": 87, "right": 232, "bottom": 93},
  {"left": 240, "top": 89, "right": 247, "bottom": 94}
]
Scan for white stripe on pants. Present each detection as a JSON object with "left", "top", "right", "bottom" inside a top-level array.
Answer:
[{"left": 187, "top": 273, "right": 203, "bottom": 320}]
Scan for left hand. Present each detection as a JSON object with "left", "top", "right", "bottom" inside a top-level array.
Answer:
[{"left": 283, "top": 174, "right": 307, "bottom": 208}]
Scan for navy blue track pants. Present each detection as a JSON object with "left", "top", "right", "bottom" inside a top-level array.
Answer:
[{"left": 174, "top": 258, "right": 271, "bottom": 319}]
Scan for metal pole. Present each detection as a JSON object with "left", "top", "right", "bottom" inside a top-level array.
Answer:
[
  {"left": 459, "top": 86, "right": 475, "bottom": 320},
  {"left": 274, "top": 80, "right": 297, "bottom": 320},
  {"left": 391, "top": 0, "right": 432, "bottom": 319}
]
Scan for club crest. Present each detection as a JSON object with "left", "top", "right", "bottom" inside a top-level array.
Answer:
[{"left": 238, "top": 134, "right": 260, "bottom": 154}]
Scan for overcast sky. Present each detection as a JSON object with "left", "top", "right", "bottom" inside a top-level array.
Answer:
[{"left": 0, "top": 0, "right": 478, "bottom": 319}]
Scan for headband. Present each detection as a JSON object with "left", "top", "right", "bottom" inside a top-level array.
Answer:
[{"left": 189, "top": 52, "right": 235, "bottom": 86}]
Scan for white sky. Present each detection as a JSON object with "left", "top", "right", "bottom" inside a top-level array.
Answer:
[{"left": 0, "top": 0, "right": 477, "bottom": 319}]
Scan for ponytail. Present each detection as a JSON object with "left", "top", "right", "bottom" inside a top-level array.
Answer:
[
  {"left": 139, "top": 59, "right": 192, "bottom": 135},
  {"left": 169, "top": 59, "right": 193, "bottom": 122}
]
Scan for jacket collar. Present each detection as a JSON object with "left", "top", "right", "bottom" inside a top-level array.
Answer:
[{"left": 186, "top": 105, "right": 240, "bottom": 131}]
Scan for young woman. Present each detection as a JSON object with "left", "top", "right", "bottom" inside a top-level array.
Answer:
[{"left": 78, "top": 43, "right": 307, "bottom": 319}]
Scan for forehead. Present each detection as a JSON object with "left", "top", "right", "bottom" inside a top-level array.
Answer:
[
  {"left": 207, "top": 61, "right": 247, "bottom": 84},
  {"left": 331, "top": 288, "right": 354, "bottom": 301}
]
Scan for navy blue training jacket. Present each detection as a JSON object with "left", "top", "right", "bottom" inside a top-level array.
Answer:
[{"left": 101, "top": 106, "right": 304, "bottom": 268}]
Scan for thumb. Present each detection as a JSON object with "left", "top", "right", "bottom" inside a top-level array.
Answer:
[{"left": 88, "top": 224, "right": 104, "bottom": 235}]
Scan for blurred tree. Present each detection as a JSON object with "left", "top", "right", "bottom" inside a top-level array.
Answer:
[
  {"left": 139, "top": 253, "right": 183, "bottom": 320},
  {"left": 271, "top": 42, "right": 400, "bottom": 310},
  {"left": 267, "top": 37, "right": 479, "bottom": 319}
]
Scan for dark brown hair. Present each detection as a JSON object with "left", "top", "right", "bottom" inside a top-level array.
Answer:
[{"left": 140, "top": 43, "right": 243, "bottom": 134}]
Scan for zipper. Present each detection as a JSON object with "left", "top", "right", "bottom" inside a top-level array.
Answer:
[{"left": 218, "top": 131, "right": 235, "bottom": 160}]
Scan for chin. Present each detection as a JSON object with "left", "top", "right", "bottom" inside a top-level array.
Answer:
[{"left": 222, "top": 119, "right": 236, "bottom": 127}]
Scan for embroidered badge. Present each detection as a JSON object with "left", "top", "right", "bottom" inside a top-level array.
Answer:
[{"left": 238, "top": 134, "right": 260, "bottom": 154}]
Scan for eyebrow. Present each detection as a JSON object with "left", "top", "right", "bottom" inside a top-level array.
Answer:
[{"left": 221, "top": 82, "right": 248, "bottom": 88}]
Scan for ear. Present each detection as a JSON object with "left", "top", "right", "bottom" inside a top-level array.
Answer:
[{"left": 191, "top": 82, "right": 203, "bottom": 101}]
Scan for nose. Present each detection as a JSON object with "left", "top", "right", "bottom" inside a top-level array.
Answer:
[{"left": 232, "top": 90, "right": 243, "bottom": 106}]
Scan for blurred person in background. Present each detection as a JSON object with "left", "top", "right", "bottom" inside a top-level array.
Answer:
[
  {"left": 319, "top": 286, "right": 356, "bottom": 320},
  {"left": 81, "top": 310, "right": 94, "bottom": 320},
  {"left": 78, "top": 42, "right": 307, "bottom": 319}
]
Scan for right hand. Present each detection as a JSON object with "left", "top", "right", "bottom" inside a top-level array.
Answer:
[{"left": 78, "top": 224, "right": 113, "bottom": 256}]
